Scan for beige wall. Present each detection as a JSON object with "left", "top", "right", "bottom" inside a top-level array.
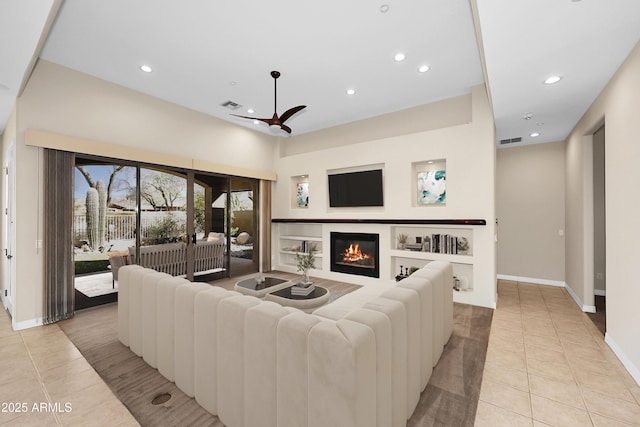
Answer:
[
  {"left": 6, "top": 60, "right": 279, "bottom": 328},
  {"left": 565, "top": 40, "right": 640, "bottom": 382},
  {"left": 496, "top": 141, "right": 565, "bottom": 283},
  {"left": 273, "top": 85, "right": 497, "bottom": 308}
]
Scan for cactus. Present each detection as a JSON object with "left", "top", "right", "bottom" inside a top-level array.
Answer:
[
  {"left": 96, "top": 180, "right": 107, "bottom": 248},
  {"left": 85, "top": 187, "right": 99, "bottom": 250}
]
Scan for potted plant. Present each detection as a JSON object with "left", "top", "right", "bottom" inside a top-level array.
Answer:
[
  {"left": 397, "top": 233, "right": 408, "bottom": 250},
  {"left": 296, "top": 244, "right": 316, "bottom": 284}
]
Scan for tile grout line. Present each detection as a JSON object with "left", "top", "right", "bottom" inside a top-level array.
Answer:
[
  {"left": 542, "top": 285, "right": 596, "bottom": 427},
  {"left": 19, "top": 330, "right": 64, "bottom": 427}
]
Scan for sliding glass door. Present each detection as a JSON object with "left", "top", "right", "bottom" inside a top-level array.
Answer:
[
  {"left": 73, "top": 156, "right": 261, "bottom": 309},
  {"left": 73, "top": 158, "right": 137, "bottom": 309}
]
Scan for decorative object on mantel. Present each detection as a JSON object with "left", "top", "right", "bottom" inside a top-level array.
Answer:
[
  {"left": 457, "top": 237, "right": 470, "bottom": 254},
  {"left": 417, "top": 170, "right": 446, "bottom": 205},
  {"left": 395, "top": 265, "right": 416, "bottom": 282},
  {"left": 295, "top": 244, "right": 316, "bottom": 284},
  {"left": 397, "top": 233, "right": 408, "bottom": 250}
]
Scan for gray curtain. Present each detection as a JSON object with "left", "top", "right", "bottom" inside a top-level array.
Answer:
[{"left": 43, "top": 149, "right": 75, "bottom": 324}]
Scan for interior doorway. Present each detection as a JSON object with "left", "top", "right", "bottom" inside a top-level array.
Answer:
[
  {"left": 3, "top": 143, "right": 16, "bottom": 315},
  {"left": 589, "top": 124, "right": 606, "bottom": 335}
]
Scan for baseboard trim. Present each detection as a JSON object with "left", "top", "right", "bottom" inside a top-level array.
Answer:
[
  {"left": 564, "top": 284, "right": 596, "bottom": 313},
  {"left": 12, "top": 317, "right": 44, "bottom": 331},
  {"left": 605, "top": 333, "right": 640, "bottom": 386},
  {"left": 594, "top": 289, "right": 606, "bottom": 297},
  {"left": 496, "top": 274, "right": 565, "bottom": 287}
]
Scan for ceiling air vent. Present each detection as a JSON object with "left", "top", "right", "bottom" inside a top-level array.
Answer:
[
  {"left": 221, "top": 100, "right": 242, "bottom": 110},
  {"left": 499, "top": 137, "right": 522, "bottom": 145}
]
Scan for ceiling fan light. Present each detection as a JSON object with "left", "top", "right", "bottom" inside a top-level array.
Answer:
[{"left": 544, "top": 75, "right": 562, "bottom": 85}]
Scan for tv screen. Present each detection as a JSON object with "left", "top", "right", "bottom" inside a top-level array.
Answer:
[{"left": 328, "top": 169, "right": 384, "bottom": 207}]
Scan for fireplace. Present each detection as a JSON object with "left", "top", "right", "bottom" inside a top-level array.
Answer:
[{"left": 330, "top": 232, "right": 380, "bottom": 278}]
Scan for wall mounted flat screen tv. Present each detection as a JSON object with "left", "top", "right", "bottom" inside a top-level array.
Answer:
[{"left": 328, "top": 169, "right": 384, "bottom": 207}]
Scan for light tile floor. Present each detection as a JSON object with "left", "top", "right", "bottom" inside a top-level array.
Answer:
[
  {"left": 475, "top": 280, "right": 640, "bottom": 427},
  {"left": 0, "top": 310, "right": 138, "bottom": 426},
  {"left": 3, "top": 279, "right": 640, "bottom": 426}
]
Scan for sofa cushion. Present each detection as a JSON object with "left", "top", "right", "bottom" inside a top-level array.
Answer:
[
  {"left": 244, "top": 301, "right": 293, "bottom": 427},
  {"left": 276, "top": 312, "right": 322, "bottom": 427},
  {"left": 117, "top": 264, "right": 143, "bottom": 347},
  {"left": 128, "top": 267, "right": 152, "bottom": 357},
  {"left": 174, "top": 282, "right": 213, "bottom": 398},
  {"left": 363, "top": 297, "right": 408, "bottom": 427},
  {"left": 344, "top": 308, "right": 392, "bottom": 427},
  {"left": 398, "top": 275, "right": 434, "bottom": 387},
  {"left": 380, "top": 287, "right": 421, "bottom": 418},
  {"left": 308, "top": 319, "right": 377, "bottom": 427},
  {"left": 217, "top": 294, "right": 261, "bottom": 427},
  {"left": 141, "top": 270, "right": 172, "bottom": 368},
  {"left": 423, "top": 261, "right": 454, "bottom": 342},
  {"left": 194, "top": 287, "right": 240, "bottom": 415},
  {"left": 157, "top": 276, "right": 189, "bottom": 382}
]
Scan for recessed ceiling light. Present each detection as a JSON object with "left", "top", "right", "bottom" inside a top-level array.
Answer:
[
  {"left": 522, "top": 112, "right": 534, "bottom": 120},
  {"left": 140, "top": 65, "right": 153, "bottom": 73},
  {"left": 380, "top": 4, "right": 389, "bottom": 13},
  {"left": 253, "top": 120, "right": 260, "bottom": 125},
  {"left": 247, "top": 108, "right": 254, "bottom": 114},
  {"left": 418, "top": 65, "right": 430, "bottom": 73},
  {"left": 230, "top": 81, "right": 237, "bottom": 86},
  {"left": 544, "top": 76, "right": 562, "bottom": 85},
  {"left": 530, "top": 132, "right": 540, "bottom": 137},
  {"left": 346, "top": 89, "right": 356, "bottom": 95},
  {"left": 394, "top": 53, "right": 406, "bottom": 62}
]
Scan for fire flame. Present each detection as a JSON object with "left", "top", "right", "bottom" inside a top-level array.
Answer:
[{"left": 342, "top": 243, "right": 371, "bottom": 263}]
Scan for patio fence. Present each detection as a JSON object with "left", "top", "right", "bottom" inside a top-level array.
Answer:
[{"left": 73, "top": 212, "right": 187, "bottom": 242}]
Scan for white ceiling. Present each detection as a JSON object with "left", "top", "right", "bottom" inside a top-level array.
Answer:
[{"left": 1, "top": 0, "right": 639, "bottom": 147}]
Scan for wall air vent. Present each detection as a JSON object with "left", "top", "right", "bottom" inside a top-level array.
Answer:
[
  {"left": 221, "top": 100, "right": 242, "bottom": 110},
  {"left": 499, "top": 137, "right": 522, "bottom": 145}
]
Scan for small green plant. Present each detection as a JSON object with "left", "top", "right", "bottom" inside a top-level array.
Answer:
[
  {"left": 397, "top": 233, "right": 408, "bottom": 249},
  {"left": 296, "top": 244, "right": 316, "bottom": 284}
]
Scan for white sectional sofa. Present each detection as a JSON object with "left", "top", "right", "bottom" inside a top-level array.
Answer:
[{"left": 117, "top": 261, "right": 453, "bottom": 427}]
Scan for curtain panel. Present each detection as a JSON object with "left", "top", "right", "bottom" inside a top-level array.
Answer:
[{"left": 43, "top": 149, "right": 75, "bottom": 324}]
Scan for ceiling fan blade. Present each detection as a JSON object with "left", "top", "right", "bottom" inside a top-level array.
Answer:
[
  {"left": 280, "top": 124, "right": 292, "bottom": 134},
  {"left": 279, "top": 105, "right": 306, "bottom": 123},
  {"left": 230, "top": 114, "right": 275, "bottom": 126}
]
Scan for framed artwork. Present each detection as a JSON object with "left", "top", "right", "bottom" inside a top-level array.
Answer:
[
  {"left": 417, "top": 170, "right": 446, "bottom": 204},
  {"left": 296, "top": 182, "right": 309, "bottom": 207}
]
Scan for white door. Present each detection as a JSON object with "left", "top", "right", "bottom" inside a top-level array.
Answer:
[{"left": 3, "top": 142, "right": 15, "bottom": 315}]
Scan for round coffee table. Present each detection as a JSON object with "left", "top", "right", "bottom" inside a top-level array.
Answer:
[
  {"left": 234, "top": 276, "right": 292, "bottom": 298},
  {"left": 265, "top": 285, "right": 330, "bottom": 311}
]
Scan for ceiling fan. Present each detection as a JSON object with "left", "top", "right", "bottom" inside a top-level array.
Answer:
[{"left": 232, "top": 70, "right": 306, "bottom": 134}]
